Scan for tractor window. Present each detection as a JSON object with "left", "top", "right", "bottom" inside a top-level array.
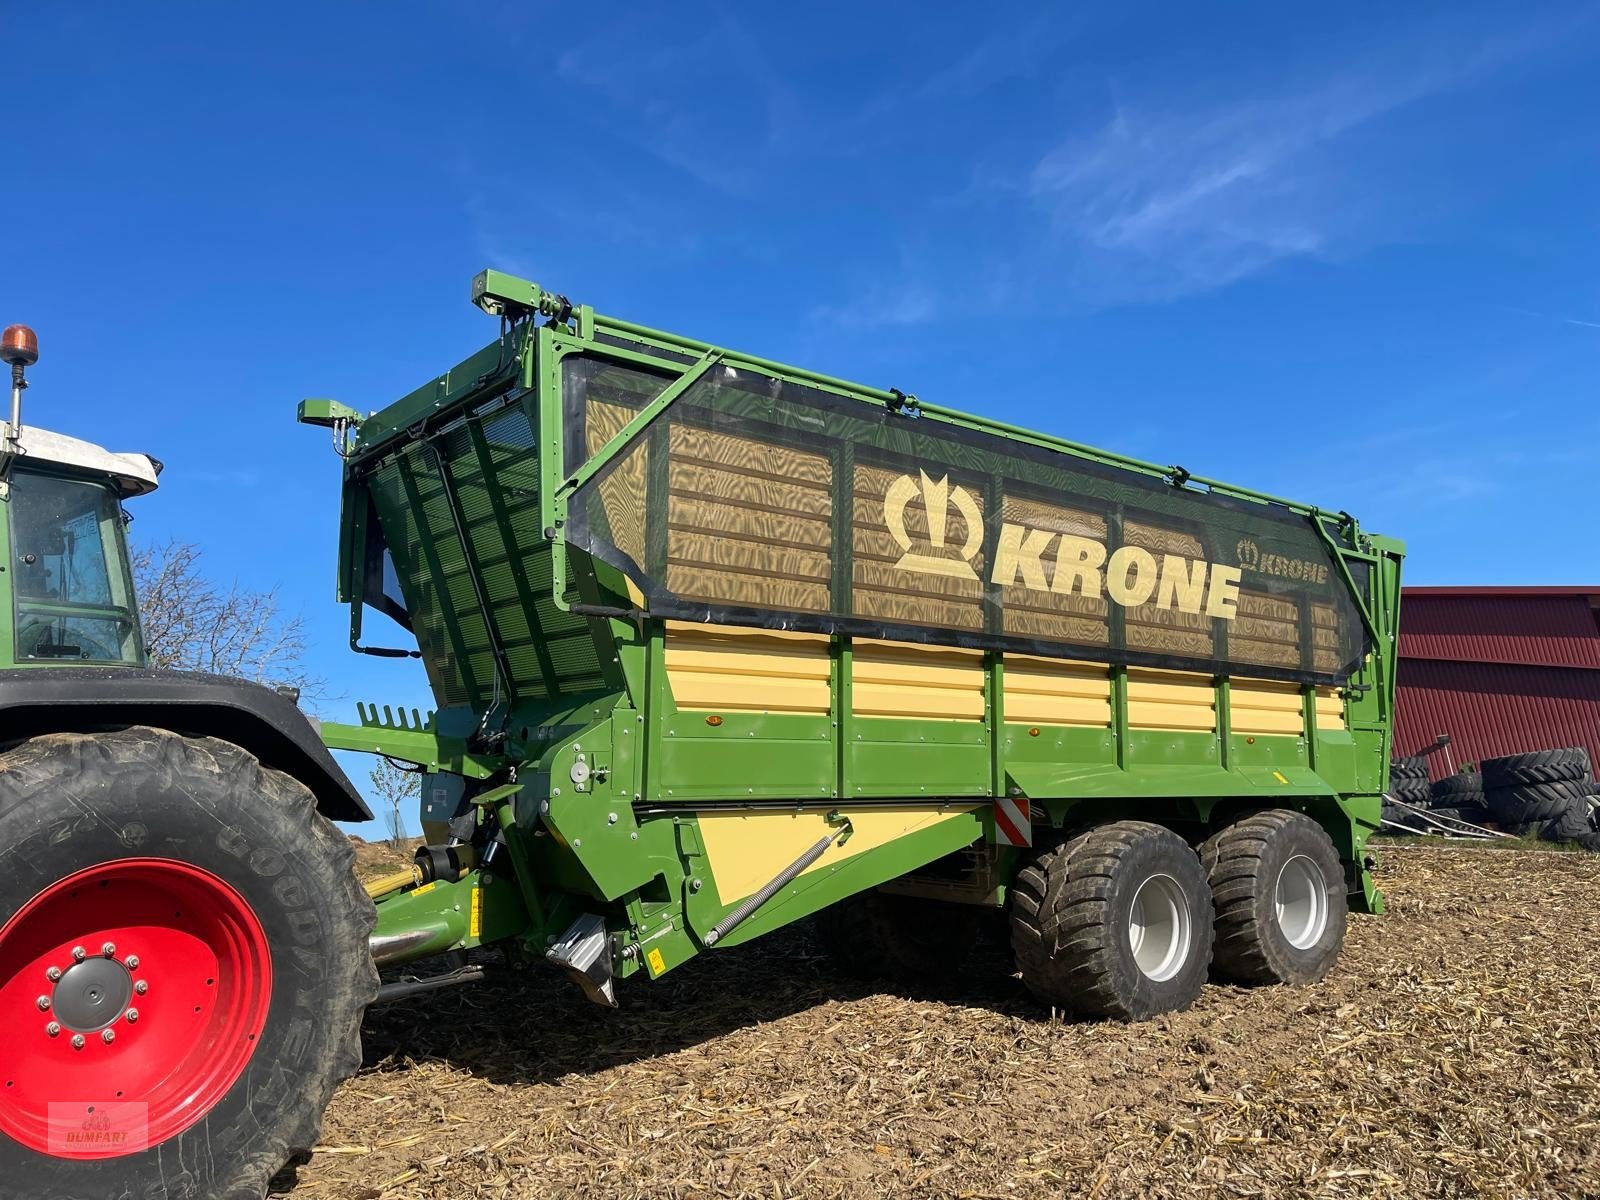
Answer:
[{"left": 8, "top": 472, "right": 142, "bottom": 664}]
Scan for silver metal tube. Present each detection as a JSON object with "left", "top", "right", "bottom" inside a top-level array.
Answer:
[{"left": 7, "top": 370, "right": 22, "bottom": 447}]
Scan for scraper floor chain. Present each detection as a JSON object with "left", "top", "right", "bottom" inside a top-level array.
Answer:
[{"left": 0, "top": 726, "right": 376, "bottom": 1200}]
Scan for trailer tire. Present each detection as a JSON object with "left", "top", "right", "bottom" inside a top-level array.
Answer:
[
  {"left": 815, "top": 892, "right": 978, "bottom": 980},
  {"left": 1201, "top": 810, "right": 1347, "bottom": 986},
  {"left": 1010, "top": 821, "right": 1213, "bottom": 1021},
  {"left": 0, "top": 727, "right": 377, "bottom": 1200}
]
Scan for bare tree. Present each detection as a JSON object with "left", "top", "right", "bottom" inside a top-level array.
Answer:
[
  {"left": 368, "top": 757, "right": 420, "bottom": 849},
  {"left": 131, "top": 538, "right": 323, "bottom": 697}
]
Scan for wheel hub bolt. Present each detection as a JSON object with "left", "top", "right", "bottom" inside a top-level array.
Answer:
[
  {"left": 101, "top": 1029, "right": 115, "bottom": 1044},
  {"left": 125, "top": 955, "right": 140, "bottom": 970},
  {"left": 35, "top": 995, "right": 50, "bottom": 1011},
  {"left": 45, "top": 966, "right": 61, "bottom": 983},
  {"left": 134, "top": 981, "right": 148, "bottom": 995},
  {"left": 101, "top": 942, "right": 116, "bottom": 958},
  {"left": 71, "top": 946, "right": 86, "bottom": 962},
  {"left": 70, "top": 1034, "right": 85, "bottom": 1050},
  {"left": 125, "top": 1009, "right": 139, "bottom": 1023},
  {"left": 45, "top": 1022, "right": 60, "bottom": 1038}
]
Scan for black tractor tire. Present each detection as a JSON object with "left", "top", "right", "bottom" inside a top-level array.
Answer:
[
  {"left": 1541, "top": 796, "right": 1598, "bottom": 843},
  {"left": 814, "top": 891, "right": 980, "bottom": 980},
  {"left": 1486, "top": 778, "right": 1593, "bottom": 824},
  {"left": 1481, "top": 747, "right": 1592, "bottom": 789},
  {"left": 1390, "top": 757, "right": 1430, "bottom": 784},
  {"left": 1010, "top": 821, "right": 1214, "bottom": 1021},
  {"left": 1571, "top": 832, "right": 1600, "bottom": 853},
  {"left": 1429, "top": 773, "right": 1484, "bottom": 805},
  {"left": 0, "top": 727, "right": 377, "bottom": 1200},
  {"left": 1392, "top": 783, "right": 1431, "bottom": 806},
  {"left": 1200, "top": 810, "right": 1348, "bottom": 986},
  {"left": 1387, "top": 759, "right": 1431, "bottom": 805}
]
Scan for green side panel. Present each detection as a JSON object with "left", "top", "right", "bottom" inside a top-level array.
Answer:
[
  {"left": 656, "top": 712, "right": 836, "bottom": 802},
  {"left": 1003, "top": 724, "right": 1118, "bottom": 774},
  {"left": 846, "top": 717, "right": 989, "bottom": 798},
  {"left": 1228, "top": 731, "right": 1310, "bottom": 771},
  {"left": 1125, "top": 729, "right": 1223, "bottom": 769}
]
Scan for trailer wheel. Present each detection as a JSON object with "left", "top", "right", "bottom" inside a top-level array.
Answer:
[
  {"left": 1201, "top": 810, "right": 1347, "bottom": 986},
  {"left": 0, "top": 727, "right": 376, "bottom": 1200},
  {"left": 1010, "top": 821, "right": 1214, "bottom": 1020},
  {"left": 814, "top": 892, "right": 979, "bottom": 980}
]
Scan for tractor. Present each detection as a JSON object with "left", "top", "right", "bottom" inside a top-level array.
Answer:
[{"left": 0, "top": 325, "right": 375, "bottom": 1198}]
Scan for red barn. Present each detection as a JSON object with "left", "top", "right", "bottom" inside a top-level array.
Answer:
[{"left": 1395, "top": 586, "right": 1600, "bottom": 780}]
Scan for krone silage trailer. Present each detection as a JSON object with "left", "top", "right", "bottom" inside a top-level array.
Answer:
[{"left": 301, "top": 268, "right": 1403, "bottom": 1028}]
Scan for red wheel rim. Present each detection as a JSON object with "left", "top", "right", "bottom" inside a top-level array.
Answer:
[{"left": 0, "top": 858, "right": 273, "bottom": 1159}]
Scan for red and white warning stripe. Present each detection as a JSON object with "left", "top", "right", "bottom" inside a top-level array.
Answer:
[{"left": 992, "top": 796, "right": 1031, "bottom": 847}]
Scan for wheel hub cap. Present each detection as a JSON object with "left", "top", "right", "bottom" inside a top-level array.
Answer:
[
  {"left": 1274, "top": 855, "right": 1329, "bottom": 950},
  {"left": 51, "top": 958, "right": 133, "bottom": 1033},
  {"left": 1128, "top": 873, "right": 1192, "bottom": 983}
]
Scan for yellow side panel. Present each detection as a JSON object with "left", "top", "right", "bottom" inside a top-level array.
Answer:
[
  {"left": 697, "top": 805, "right": 979, "bottom": 903},
  {"left": 1231, "top": 680, "right": 1308, "bottom": 737},
  {"left": 1126, "top": 668, "right": 1216, "bottom": 733},
  {"left": 664, "top": 622, "right": 831, "bottom": 715},
  {"left": 852, "top": 640, "right": 985, "bottom": 720},
  {"left": 1004, "top": 654, "right": 1111, "bottom": 728},
  {"left": 1313, "top": 686, "right": 1346, "bottom": 732}
]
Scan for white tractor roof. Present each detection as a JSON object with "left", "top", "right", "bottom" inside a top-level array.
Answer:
[{"left": 12, "top": 425, "right": 161, "bottom": 497}]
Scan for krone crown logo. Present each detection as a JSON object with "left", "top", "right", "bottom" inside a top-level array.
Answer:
[{"left": 883, "top": 470, "right": 984, "bottom": 582}]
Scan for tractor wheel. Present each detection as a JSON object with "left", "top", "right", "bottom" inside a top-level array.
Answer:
[
  {"left": 0, "top": 727, "right": 377, "bottom": 1200},
  {"left": 815, "top": 891, "right": 979, "bottom": 979},
  {"left": 1010, "top": 821, "right": 1214, "bottom": 1020},
  {"left": 1481, "top": 748, "right": 1591, "bottom": 789},
  {"left": 1200, "top": 810, "right": 1347, "bottom": 986}
]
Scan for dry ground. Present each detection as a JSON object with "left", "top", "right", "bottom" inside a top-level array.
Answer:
[{"left": 291, "top": 843, "right": 1600, "bottom": 1199}]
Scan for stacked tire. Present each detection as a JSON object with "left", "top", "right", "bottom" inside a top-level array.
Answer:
[
  {"left": 1382, "top": 757, "right": 1431, "bottom": 832},
  {"left": 1428, "top": 771, "right": 1492, "bottom": 827},
  {"left": 1482, "top": 748, "right": 1600, "bottom": 847}
]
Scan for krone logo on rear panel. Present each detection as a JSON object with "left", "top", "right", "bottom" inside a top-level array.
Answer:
[{"left": 884, "top": 470, "right": 983, "bottom": 582}]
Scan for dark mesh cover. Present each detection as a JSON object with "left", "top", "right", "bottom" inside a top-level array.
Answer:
[
  {"left": 564, "top": 358, "right": 1370, "bottom": 685},
  {"left": 363, "top": 391, "right": 608, "bottom": 706}
]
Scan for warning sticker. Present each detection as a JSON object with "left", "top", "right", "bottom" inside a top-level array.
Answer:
[{"left": 646, "top": 947, "right": 666, "bottom": 976}]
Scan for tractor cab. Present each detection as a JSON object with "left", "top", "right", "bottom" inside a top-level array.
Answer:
[{"left": 0, "top": 324, "right": 159, "bottom": 667}]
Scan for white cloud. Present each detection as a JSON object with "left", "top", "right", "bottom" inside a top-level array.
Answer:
[
  {"left": 1020, "top": 17, "right": 1579, "bottom": 304},
  {"left": 810, "top": 284, "right": 940, "bottom": 330}
]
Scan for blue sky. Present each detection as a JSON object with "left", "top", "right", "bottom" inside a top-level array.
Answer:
[{"left": 5, "top": 3, "right": 1598, "bottom": 821}]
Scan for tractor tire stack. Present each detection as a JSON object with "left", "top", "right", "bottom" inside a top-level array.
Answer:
[
  {"left": 1428, "top": 771, "right": 1491, "bottom": 827},
  {"left": 1383, "top": 757, "right": 1432, "bottom": 832},
  {"left": 1482, "top": 748, "right": 1599, "bottom": 843}
]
